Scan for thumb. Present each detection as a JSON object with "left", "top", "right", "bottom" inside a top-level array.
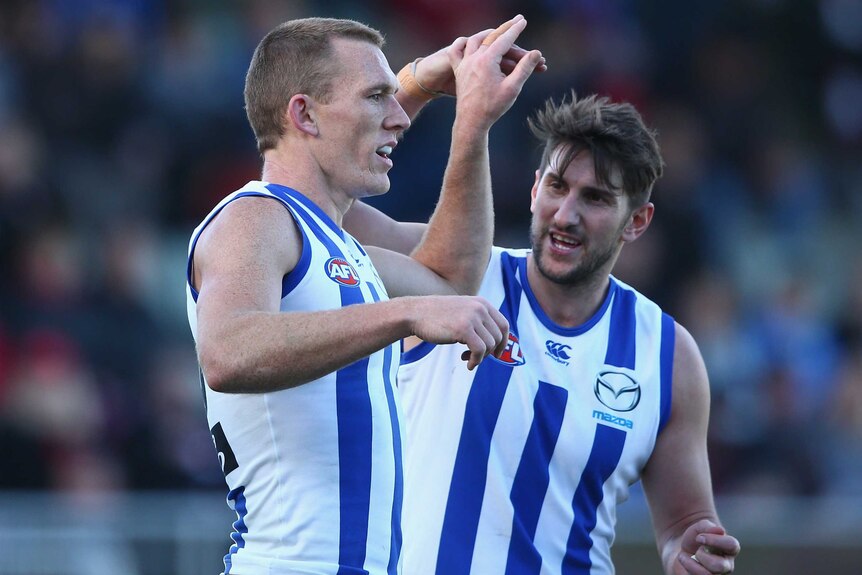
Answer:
[
  {"left": 447, "top": 39, "right": 467, "bottom": 73},
  {"left": 697, "top": 520, "right": 726, "bottom": 536},
  {"left": 503, "top": 49, "right": 543, "bottom": 91}
]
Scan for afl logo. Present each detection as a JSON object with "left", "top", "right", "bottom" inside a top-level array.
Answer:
[
  {"left": 594, "top": 371, "right": 641, "bottom": 412},
  {"left": 492, "top": 332, "right": 526, "bottom": 366},
  {"left": 325, "top": 257, "right": 361, "bottom": 287}
]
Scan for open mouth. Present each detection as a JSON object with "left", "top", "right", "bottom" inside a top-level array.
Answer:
[
  {"left": 376, "top": 145, "right": 393, "bottom": 159},
  {"left": 549, "top": 232, "right": 582, "bottom": 251}
]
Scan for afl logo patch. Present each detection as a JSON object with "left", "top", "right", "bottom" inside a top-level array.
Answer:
[
  {"left": 492, "top": 332, "right": 526, "bottom": 366},
  {"left": 325, "top": 257, "right": 361, "bottom": 287},
  {"left": 594, "top": 371, "right": 641, "bottom": 412}
]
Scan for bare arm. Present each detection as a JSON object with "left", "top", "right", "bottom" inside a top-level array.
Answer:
[
  {"left": 641, "top": 323, "right": 740, "bottom": 575},
  {"left": 346, "top": 20, "right": 545, "bottom": 262},
  {"left": 378, "top": 16, "right": 543, "bottom": 296},
  {"left": 193, "top": 198, "right": 509, "bottom": 393},
  {"left": 343, "top": 200, "right": 426, "bottom": 255}
]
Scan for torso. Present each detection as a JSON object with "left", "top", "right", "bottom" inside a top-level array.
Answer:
[
  {"left": 186, "top": 181, "right": 404, "bottom": 575},
  {"left": 398, "top": 247, "right": 675, "bottom": 575}
]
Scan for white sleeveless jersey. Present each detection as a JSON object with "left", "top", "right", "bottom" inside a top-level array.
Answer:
[
  {"left": 186, "top": 182, "right": 404, "bottom": 575},
  {"left": 398, "top": 247, "right": 674, "bottom": 575}
]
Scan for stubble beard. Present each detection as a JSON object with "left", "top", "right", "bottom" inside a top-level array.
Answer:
[{"left": 530, "top": 224, "right": 620, "bottom": 287}]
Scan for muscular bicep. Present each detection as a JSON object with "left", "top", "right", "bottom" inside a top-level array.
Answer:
[
  {"left": 366, "top": 245, "right": 457, "bottom": 298},
  {"left": 641, "top": 323, "right": 718, "bottom": 544},
  {"left": 193, "top": 197, "right": 301, "bottom": 346}
]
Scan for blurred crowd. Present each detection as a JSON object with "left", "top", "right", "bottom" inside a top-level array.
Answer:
[{"left": 0, "top": 0, "right": 860, "bottom": 499}]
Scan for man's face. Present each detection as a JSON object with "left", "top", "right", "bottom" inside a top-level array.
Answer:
[
  {"left": 529, "top": 148, "right": 634, "bottom": 286},
  {"left": 312, "top": 38, "right": 410, "bottom": 199}
]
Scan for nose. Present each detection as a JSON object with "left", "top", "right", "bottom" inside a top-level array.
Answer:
[
  {"left": 384, "top": 98, "right": 411, "bottom": 133},
  {"left": 553, "top": 192, "right": 580, "bottom": 228}
]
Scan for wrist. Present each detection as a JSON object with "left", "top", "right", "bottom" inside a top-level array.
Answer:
[
  {"left": 452, "top": 114, "right": 493, "bottom": 144},
  {"left": 397, "top": 58, "right": 447, "bottom": 102}
]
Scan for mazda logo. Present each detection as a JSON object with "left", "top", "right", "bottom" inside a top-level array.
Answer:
[{"left": 594, "top": 371, "right": 640, "bottom": 412}]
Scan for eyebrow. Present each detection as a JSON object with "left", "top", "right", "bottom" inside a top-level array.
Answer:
[
  {"left": 365, "top": 81, "right": 398, "bottom": 95},
  {"left": 543, "top": 172, "right": 621, "bottom": 197}
]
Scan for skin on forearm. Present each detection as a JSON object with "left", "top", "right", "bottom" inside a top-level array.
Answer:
[
  {"left": 197, "top": 298, "right": 418, "bottom": 393},
  {"left": 410, "top": 118, "right": 493, "bottom": 295}
]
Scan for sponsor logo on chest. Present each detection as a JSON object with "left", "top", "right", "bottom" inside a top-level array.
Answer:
[
  {"left": 492, "top": 332, "right": 526, "bottom": 366},
  {"left": 544, "top": 339, "right": 572, "bottom": 365},
  {"left": 325, "top": 256, "right": 361, "bottom": 287},
  {"left": 592, "top": 370, "right": 641, "bottom": 430}
]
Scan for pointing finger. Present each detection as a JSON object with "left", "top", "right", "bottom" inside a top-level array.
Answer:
[{"left": 481, "top": 16, "right": 520, "bottom": 47}]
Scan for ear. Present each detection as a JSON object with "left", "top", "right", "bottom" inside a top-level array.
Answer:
[
  {"left": 529, "top": 169, "right": 541, "bottom": 213},
  {"left": 286, "top": 94, "right": 319, "bottom": 136},
  {"left": 621, "top": 201, "right": 654, "bottom": 243}
]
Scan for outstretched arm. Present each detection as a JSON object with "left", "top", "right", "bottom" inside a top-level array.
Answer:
[{"left": 641, "top": 323, "right": 741, "bottom": 574}]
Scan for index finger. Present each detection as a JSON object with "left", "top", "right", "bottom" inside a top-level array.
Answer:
[
  {"left": 481, "top": 16, "right": 520, "bottom": 47},
  {"left": 700, "top": 534, "right": 741, "bottom": 556}
]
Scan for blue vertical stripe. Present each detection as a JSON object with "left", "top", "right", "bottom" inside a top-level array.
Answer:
[
  {"left": 561, "top": 425, "right": 627, "bottom": 575},
  {"left": 223, "top": 486, "right": 248, "bottom": 574},
  {"left": 499, "top": 252, "right": 524, "bottom": 330},
  {"left": 331, "top": 258, "right": 372, "bottom": 574},
  {"left": 435, "top": 253, "right": 524, "bottom": 575},
  {"left": 436, "top": 359, "right": 517, "bottom": 575},
  {"left": 559, "top": 284, "right": 636, "bottom": 574},
  {"left": 504, "top": 381, "right": 569, "bottom": 575},
  {"left": 335, "top": 304, "right": 373, "bottom": 574},
  {"left": 658, "top": 313, "right": 675, "bottom": 434},
  {"left": 368, "top": 283, "right": 404, "bottom": 575},
  {"left": 604, "top": 285, "right": 637, "bottom": 369},
  {"left": 270, "top": 186, "right": 375, "bottom": 574}
]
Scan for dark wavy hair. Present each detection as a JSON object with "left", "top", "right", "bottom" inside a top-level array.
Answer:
[{"left": 528, "top": 91, "right": 664, "bottom": 206}]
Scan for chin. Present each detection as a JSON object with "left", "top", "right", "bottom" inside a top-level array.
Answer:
[{"left": 368, "top": 178, "right": 391, "bottom": 197}]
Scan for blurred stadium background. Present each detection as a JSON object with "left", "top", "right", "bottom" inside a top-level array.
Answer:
[{"left": 0, "top": 0, "right": 860, "bottom": 573}]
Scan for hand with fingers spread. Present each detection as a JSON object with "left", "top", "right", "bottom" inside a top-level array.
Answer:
[
  {"left": 405, "top": 295, "right": 509, "bottom": 370},
  {"left": 675, "top": 520, "right": 740, "bottom": 574},
  {"left": 449, "top": 14, "right": 543, "bottom": 131},
  {"left": 405, "top": 16, "right": 547, "bottom": 100}
]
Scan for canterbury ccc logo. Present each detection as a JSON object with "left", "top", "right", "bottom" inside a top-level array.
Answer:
[
  {"left": 325, "top": 257, "right": 361, "bottom": 287},
  {"left": 594, "top": 371, "right": 641, "bottom": 412},
  {"left": 545, "top": 340, "right": 572, "bottom": 360},
  {"left": 493, "top": 332, "right": 526, "bottom": 366}
]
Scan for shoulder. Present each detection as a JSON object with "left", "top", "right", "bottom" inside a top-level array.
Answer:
[
  {"left": 670, "top": 322, "right": 710, "bottom": 414},
  {"left": 193, "top": 195, "right": 302, "bottom": 289}
]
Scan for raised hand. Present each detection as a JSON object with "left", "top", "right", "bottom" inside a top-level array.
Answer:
[
  {"left": 449, "top": 15, "right": 543, "bottom": 131},
  {"left": 411, "top": 15, "right": 546, "bottom": 99}
]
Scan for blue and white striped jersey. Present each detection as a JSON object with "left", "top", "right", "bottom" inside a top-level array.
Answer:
[
  {"left": 186, "top": 182, "right": 404, "bottom": 575},
  {"left": 398, "top": 247, "right": 674, "bottom": 575}
]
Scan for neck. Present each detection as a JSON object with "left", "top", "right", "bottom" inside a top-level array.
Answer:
[
  {"left": 525, "top": 254, "right": 612, "bottom": 328},
  {"left": 261, "top": 147, "right": 352, "bottom": 227}
]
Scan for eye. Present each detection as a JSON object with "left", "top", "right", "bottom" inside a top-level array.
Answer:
[
  {"left": 544, "top": 177, "right": 565, "bottom": 192},
  {"left": 585, "top": 190, "right": 613, "bottom": 205},
  {"left": 369, "top": 93, "right": 383, "bottom": 102}
]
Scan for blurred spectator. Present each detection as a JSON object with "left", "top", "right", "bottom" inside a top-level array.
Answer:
[{"left": 0, "top": 0, "right": 858, "bottom": 502}]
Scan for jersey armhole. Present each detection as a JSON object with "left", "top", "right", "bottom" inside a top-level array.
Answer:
[{"left": 401, "top": 340, "right": 437, "bottom": 365}]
